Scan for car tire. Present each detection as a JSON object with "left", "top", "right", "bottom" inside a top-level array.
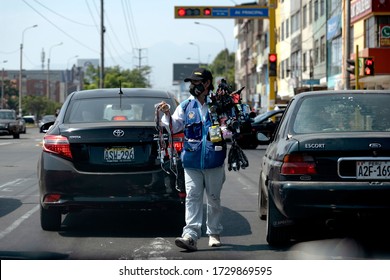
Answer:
[
  {"left": 266, "top": 195, "right": 291, "bottom": 247},
  {"left": 13, "top": 132, "right": 20, "bottom": 139},
  {"left": 40, "top": 205, "right": 61, "bottom": 231},
  {"left": 258, "top": 173, "right": 267, "bottom": 220},
  {"left": 259, "top": 188, "right": 267, "bottom": 221}
]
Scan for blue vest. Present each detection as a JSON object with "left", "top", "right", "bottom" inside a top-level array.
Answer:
[{"left": 180, "top": 99, "right": 227, "bottom": 169}]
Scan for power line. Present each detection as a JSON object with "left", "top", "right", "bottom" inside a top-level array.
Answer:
[
  {"left": 33, "top": 0, "right": 96, "bottom": 27},
  {"left": 22, "top": 0, "right": 99, "bottom": 54}
]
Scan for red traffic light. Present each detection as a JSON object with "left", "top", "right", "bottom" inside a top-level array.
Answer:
[
  {"left": 363, "top": 57, "right": 375, "bottom": 76},
  {"left": 269, "top": 53, "right": 277, "bottom": 63},
  {"left": 204, "top": 8, "right": 211, "bottom": 16},
  {"left": 177, "top": 8, "right": 186, "bottom": 17}
]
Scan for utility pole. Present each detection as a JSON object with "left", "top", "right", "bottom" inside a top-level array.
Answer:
[
  {"left": 100, "top": 0, "right": 105, "bottom": 88},
  {"left": 134, "top": 48, "right": 148, "bottom": 69}
]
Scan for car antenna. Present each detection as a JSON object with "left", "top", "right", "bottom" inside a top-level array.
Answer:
[{"left": 118, "top": 80, "right": 123, "bottom": 109}]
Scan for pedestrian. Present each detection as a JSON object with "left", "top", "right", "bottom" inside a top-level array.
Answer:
[{"left": 157, "top": 68, "right": 227, "bottom": 251}]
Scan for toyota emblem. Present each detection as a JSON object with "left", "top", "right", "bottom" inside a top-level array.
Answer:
[{"left": 113, "top": 129, "right": 125, "bottom": 137}]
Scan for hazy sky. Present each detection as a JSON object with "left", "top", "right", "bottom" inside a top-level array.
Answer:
[{"left": 1, "top": 0, "right": 238, "bottom": 90}]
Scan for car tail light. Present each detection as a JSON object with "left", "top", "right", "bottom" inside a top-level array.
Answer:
[
  {"left": 281, "top": 154, "right": 317, "bottom": 175},
  {"left": 43, "top": 135, "right": 73, "bottom": 159},
  {"left": 178, "top": 192, "right": 186, "bottom": 199},
  {"left": 43, "top": 194, "right": 61, "bottom": 203}
]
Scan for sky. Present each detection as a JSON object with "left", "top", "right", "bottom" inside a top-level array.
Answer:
[{"left": 0, "top": 0, "right": 239, "bottom": 91}]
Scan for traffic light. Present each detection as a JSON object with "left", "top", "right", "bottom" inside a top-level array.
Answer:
[
  {"left": 175, "top": 7, "right": 213, "bottom": 18},
  {"left": 346, "top": 59, "right": 356, "bottom": 75},
  {"left": 363, "top": 57, "right": 374, "bottom": 76},
  {"left": 268, "top": 53, "right": 277, "bottom": 77}
]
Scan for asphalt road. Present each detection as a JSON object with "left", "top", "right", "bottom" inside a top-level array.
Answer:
[{"left": 0, "top": 127, "right": 390, "bottom": 261}]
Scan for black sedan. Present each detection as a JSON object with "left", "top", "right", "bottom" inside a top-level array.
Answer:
[
  {"left": 37, "top": 88, "right": 185, "bottom": 231},
  {"left": 258, "top": 90, "right": 390, "bottom": 246},
  {"left": 235, "top": 110, "right": 284, "bottom": 149}
]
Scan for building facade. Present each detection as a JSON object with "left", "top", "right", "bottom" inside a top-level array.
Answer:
[{"left": 234, "top": 0, "right": 390, "bottom": 112}]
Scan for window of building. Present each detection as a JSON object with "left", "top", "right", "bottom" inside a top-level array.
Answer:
[
  {"left": 281, "top": 21, "right": 284, "bottom": 41},
  {"left": 309, "top": 1, "right": 313, "bottom": 24},
  {"left": 286, "top": 18, "right": 289, "bottom": 38},
  {"left": 314, "top": 0, "right": 319, "bottom": 21},
  {"left": 303, "top": 52, "right": 307, "bottom": 72},
  {"left": 303, "top": 5, "right": 307, "bottom": 28},
  {"left": 365, "top": 17, "right": 376, "bottom": 48},
  {"left": 320, "top": 35, "right": 326, "bottom": 62},
  {"left": 320, "top": 0, "right": 325, "bottom": 17},
  {"left": 314, "top": 39, "right": 319, "bottom": 65},
  {"left": 291, "top": 12, "right": 300, "bottom": 33}
]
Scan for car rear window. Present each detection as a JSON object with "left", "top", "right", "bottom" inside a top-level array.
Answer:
[
  {"left": 293, "top": 93, "right": 390, "bottom": 133},
  {"left": 64, "top": 97, "right": 173, "bottom": 123},
  {"left": 0, "top": 110, "right": 16, "bottom": 119}
]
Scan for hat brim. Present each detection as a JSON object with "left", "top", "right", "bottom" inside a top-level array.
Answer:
[{"left": 184, "top": 75, "right": 203, "bottom": 82}]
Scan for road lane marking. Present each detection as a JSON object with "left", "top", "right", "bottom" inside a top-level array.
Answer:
[
  {"left": 0, "top": 142, "right": 12, "bottom": 146},
  {"left": 0, "top": 204, "right": 39, "bottom": 240},
  {"left": 0, "top": 179, "right": 27, "bottom": 190}
]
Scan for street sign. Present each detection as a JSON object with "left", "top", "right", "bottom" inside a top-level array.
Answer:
[
  {"left": 174, "top": 6, "right": 269, "bottom": 19},
  {"left": 302, "top": 79, "right": 320, "bottom": 85}
]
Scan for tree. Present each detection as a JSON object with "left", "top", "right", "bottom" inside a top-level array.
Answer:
[
  {"left": 83, "top": 65, "right": 152, "bottom": 89},
  {"left": 208, "top": 49, "right": 236, "bottom": 90}
]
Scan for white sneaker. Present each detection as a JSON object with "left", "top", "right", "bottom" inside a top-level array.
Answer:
[
  {"left": 175, "top": 235, "right": 197, "bottom": 251},
  {"left": 209, "top": 234, "right": 221, "bottom": 247}
]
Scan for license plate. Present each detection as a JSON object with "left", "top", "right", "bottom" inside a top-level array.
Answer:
[
  {"left": 104, "top": 146, "right": 135, "bottom": 162},
  {"left": 356, "top": 161, "right": 390, "bottom": 179}
]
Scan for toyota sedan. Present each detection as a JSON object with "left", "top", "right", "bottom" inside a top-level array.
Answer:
[
  {"left": 37, "top": 88, "right": 185, "bottom": 231},
  {"left": 258, "top": 90, "right": 390, "bottom": 246}
]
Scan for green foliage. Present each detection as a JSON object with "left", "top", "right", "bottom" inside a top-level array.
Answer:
[
  {"left": 22, "top": 95, "right": 61, "bottom": 119},
  {"left": 208, "top": 49, "right": 236, "bottom": 91},
  {"left": 83, "top": 65, "right": 152, "bottom": 89}
]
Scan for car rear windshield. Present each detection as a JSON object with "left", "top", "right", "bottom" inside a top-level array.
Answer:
[
  {"left": 293, "top": 93, "right": 390, "bottom": 133},
  {"left": 64, "top": 97, "right": 173, "bottom": 124},
  {"left": 0, "top": 111, "right": 16, "bottom": 120}
]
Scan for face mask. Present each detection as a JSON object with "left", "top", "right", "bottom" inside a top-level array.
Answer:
[{"left": 189, "top": 82, "right": 205, "bottom": 96}]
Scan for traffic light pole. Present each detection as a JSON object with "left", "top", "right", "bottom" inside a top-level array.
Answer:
[
  {"left": 355, "top": 45, "right": 359, "bottom": 90},
  {"left": 268, "top": 0, "right": 276, "bottom": 111}
]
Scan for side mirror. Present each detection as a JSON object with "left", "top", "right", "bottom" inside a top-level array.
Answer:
[
  {"left": 41, "top": 121, "right": 55, "bottom": 133},
  {"left": 256, "top": 132, "right": 271, "bottom": 145}
]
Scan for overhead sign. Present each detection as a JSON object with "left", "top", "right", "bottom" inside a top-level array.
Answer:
[{"left": 174, "top": 6, "right": 269, "bottom": 19}]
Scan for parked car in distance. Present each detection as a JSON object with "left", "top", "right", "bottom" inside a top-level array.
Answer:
[
  {"left": 37, "top": 88, "right": 185, "bottom": 231},
  {"left": 23, "top": 115, "right": 36, "bottom": 126},
  {"left": 0, "top": 109, "right": 22, "bottom": 139},
  {"left": 236, "top": 109, "right": 284, "bottom": 149},
  {"left": 18, "top": 117, "right": 26, "bottom": 134},
  {"left": 38, "top": 115, "right": 56, "bottom": 133},
  {"left": 258, "top": 90, "right": 390, "bottom": 247}
]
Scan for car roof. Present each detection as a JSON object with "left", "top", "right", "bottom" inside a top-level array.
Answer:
[
  {"left": 69, "top": 88, "right": 175, "bottom": 100},
  {"left": 292, "top": 90, "right": 390, "bottom": 100}
]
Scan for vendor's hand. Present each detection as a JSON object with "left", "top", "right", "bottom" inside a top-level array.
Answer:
[{"left": 156, "top": 101, "right": 170, "bottom": 114}]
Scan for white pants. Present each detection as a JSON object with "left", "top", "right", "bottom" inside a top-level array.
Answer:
[{"left": 182, "top": 165, "right": 226, "bottom": 240}]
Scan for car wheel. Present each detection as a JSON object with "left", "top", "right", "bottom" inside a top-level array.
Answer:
[
  {"left": 259, "top": 188, "right": 267, "bottom": 221},
  {"left": 40, "top": 205, "right": 61, "bottom": 231},
  {"left": 258, "top": 173, "right": 267, "bottom": 220},
  {"left": 266, "top": 195, "right": 291, "bottom": 247},
  {"left": 13, "top": 132, "right": 20, "bottom": 139}
]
